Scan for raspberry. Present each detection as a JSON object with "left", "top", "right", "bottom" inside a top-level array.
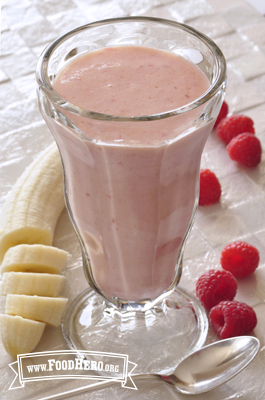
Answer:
[
  {"left": 221, "top": 241, "right": 259, "bottom": 278},
  {"left": 227, "top": 133, "right": 262, "bottom": 168},
  {"left": 196, "top": 269, "right": 237, "bottom": 310},
  {"left": 216, "top": 114, "right": 255, "bottom": 144},
  {"left": 213, "top": 101, "right": 228, "bottom": 128},
  {"left": 199, "top": 169, "right": 221, "bottom": 206},
  {"left": 209, "top": 301, "right": 257, "bottom": 339}
]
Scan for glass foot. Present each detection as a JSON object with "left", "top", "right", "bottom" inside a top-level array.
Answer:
[{"left": 62, "top": 286, "right": 208, "bottom": 375}]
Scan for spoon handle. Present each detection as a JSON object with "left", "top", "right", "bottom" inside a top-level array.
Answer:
[{"left": 36, "top": 374, "right": 154, "bottom": 400}]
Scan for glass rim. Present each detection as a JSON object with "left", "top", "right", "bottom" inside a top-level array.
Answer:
[{"left": 36, "top": 16, "right": 227, "bottom": 122}]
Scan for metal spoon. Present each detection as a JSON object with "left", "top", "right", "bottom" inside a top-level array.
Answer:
[
  {"left": 159, "top": 335, "right": 260, "bottom": 395},
  {"left": 38, "top": 336, "right": 260, "bottom": 399}
]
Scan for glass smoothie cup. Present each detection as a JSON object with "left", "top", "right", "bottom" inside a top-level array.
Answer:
[{"left": 36, "top": 17, "right": 226, "bottom": 374}]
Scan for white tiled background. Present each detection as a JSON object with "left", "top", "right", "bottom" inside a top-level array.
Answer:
[{"left": 1, "top": 0, "right": 265, "bottom": 399}]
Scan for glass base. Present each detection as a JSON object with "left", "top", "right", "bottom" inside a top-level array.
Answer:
[{"left": 62, "top": 286, "right": 208, "bottom": 375}]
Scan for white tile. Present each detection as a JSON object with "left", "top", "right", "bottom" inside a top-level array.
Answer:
[
  {"left": 219, "top": 172, "right": 263, "bottom": 207},
  {"left": 250, "top": 75, "right": 265, "bottom": 102},
  {"left": 0, "top": 68, "right": 9, "bottom": 83},
  {"left": 224, "top": 68, "right": 246, "bottom": 109},
  {"left": 121, "top": 0, "right": 161, "bottom": 15},
  {"left": 253, "top": 303, "right": 265, "bottom": 347},
  {"left": 181, "top": 251, "right": 221, "bottom": 290},
  {"left": 1, "top": 0, "right": 31, "bottom": 6},
  {"left": 241, "top": 22, "right": 265, "bottom": 47},
  {"left": 196, "top": 197, "right": 225, "bottom": 220},
  {"left": 0, "top": 47, "right": 37, "bottom": 79},
  {"left": 226, "top": 67, "right": 245, "bottom": 86},
  {"left": 200, "top": 147, "right": 239, "bottom": 178},
  {"left": 1, "top": 0, "right": 265, "bottom": 398},
  {"left": 243, "top": 157, "right": 265, "bottom": 190},
  {"left": 203, "top": 127, "right": 226, "bottom": 153},
  {"left": 189, "top": 14, "right": 234, "bottom": 39},
  {"left": 141, "top": 5, "right": 179, "bottom": 21},
  {"left": 0, "top": 99, "right": 42, "bottom": 134},
  {"left": 230, "top": 197, "right": 265, "bottom": 235},
  {"left": 0, "top": 80, "right": 23, "bottom": 109},
  {"left": 258, "top": 130, "right": 265, "bottom": 145},
  {"left": 207, "top": 0, "right": 245, "bottom": 12},
  {"left": 225, "top": 80, "right": 265, "bottom": 113},
  {"left": 47, "top": 9, "right": 89, "bottom": 36},
  {"left": 227, "top": 50, "right": 265, "bottom": 80},
  {"left": 254, "top": 230, "right": 265, "bottom": 266},
  {"left": 0, "top": 121, "right": 54, "bottom": 207},
  {"left": 0, "top": 121, "right": 53, "bottom": 165},
  {"left": 184, "top": 226, "right": 213, "bottom": 260},
  {"left": 2, "top": 3, "right": 44, "bottom": 29},
  {"left": 244, "top": 103, "right": 265, "bottom": 134},
  {"left": 195, "top": 208, "right": 249, "bottom": 247},
  {"left": 79, "top": 1, "right": 126, "bottom": 22},
  {"left": 13, "top": 72, "right": 37, "bottom": 101},
  {"left": 0, "top": 29, "right": 26, "bottom": 56},
  {"left": 168, "top": 0, "right": 214, "bottom": 22},
  {"left": 17, "top": 19, "right": 59, "bottom": 47},
  {"left": 1, "top": 11, "right": 9, "bottom": 32},
  {"left": 34, "top": 0, "right": 77, "bottom": 16},
  {"left": 222, "top": 4, "right": 265, "bottom": 30},
  {"left": 215, "top": 32, "right": 253, "bottom": 60},
  {"left": 32, "top": 44, "right": 51, "bottom": 58},
  {"left": 246, "top": 0, "right": 265, "bottom": 15},
  {"left": 235, "top": 266, "right": 265, "bottom": 307}
]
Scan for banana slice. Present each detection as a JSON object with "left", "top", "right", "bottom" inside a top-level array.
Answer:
[
  {"left": 0, "top": 272, "right": 66, "bottom": 297},
  {"left": 5, "top": 294, "right": 68, "bottom": 327},
  {"left": 0, "top": 143, "right": 65, "bottom": 263},
  {"left": 1, "top": 244, "right": 68, "bottom": 274},
  {"left": 0, "top": 314, "right": 46, "bottom": 356}
]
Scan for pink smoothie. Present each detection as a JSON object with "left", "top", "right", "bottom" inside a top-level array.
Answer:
[{"left": 46, "top": 46, "right": 212, "bottom": 301}]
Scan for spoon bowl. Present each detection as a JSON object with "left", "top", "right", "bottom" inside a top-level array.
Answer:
[
  {"left": 160, "top": 335, "right": 260, "bottom": 395},
  {"left": 38, "top": 336, "right": 260, "bottom": 400}
]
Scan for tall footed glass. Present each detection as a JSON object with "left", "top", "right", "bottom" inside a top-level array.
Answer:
[{"left": 36, "top": 17, "right": 226, "bottom": 375}]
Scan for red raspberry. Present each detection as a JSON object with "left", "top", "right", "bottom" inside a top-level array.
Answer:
[
  {"left": 227, "top": 133, "right": 262, "bottom": 167},
  {"left": 199, "top": 169, "right": 221, "bottom": 206},
  {"left": 216, "top": 114, "right": 255, "bottom": 144},
  {"left": 196, "top": 269, "right": 237, "bottom": 310},
  {"left": 209, "top": 301, "right": 257, "bottom": 339},
  {"left": 221, "top": 241, "right": 259, "bottom": 278},
  {"left": 213, "top": 101, "right": 228, "bottom": 128}
]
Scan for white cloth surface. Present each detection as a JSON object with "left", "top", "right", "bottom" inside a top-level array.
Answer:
[{"left": 1, "top": 0, "right": 265, "bottom": 399}]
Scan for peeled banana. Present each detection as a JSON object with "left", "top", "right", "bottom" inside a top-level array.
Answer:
[
  {"left": 0, "top": 314, "right": 46, "bottom": 356},
  {"left": 0, "top": 272, "right": 66, "bottom": 297},
  {"left": 1, "top": 244, "right": 68, "bottom": 274},
  {"left": 5, "top": 294, "right": 68, "bottom": 327},
  {"left": 0, "top": 143, "right": 65, "bottom": 263},
  {"left": 0, "top": 143, "right": 70, "bottom": 355}
]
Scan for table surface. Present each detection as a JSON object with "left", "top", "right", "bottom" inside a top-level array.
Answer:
[{"left": 1, "top": 0, "right": 265, "bottom": 399}]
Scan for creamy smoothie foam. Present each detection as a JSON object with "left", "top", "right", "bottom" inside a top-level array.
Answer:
[{"left": 46, "top": 46, "right": 212, "bottom": 301}]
